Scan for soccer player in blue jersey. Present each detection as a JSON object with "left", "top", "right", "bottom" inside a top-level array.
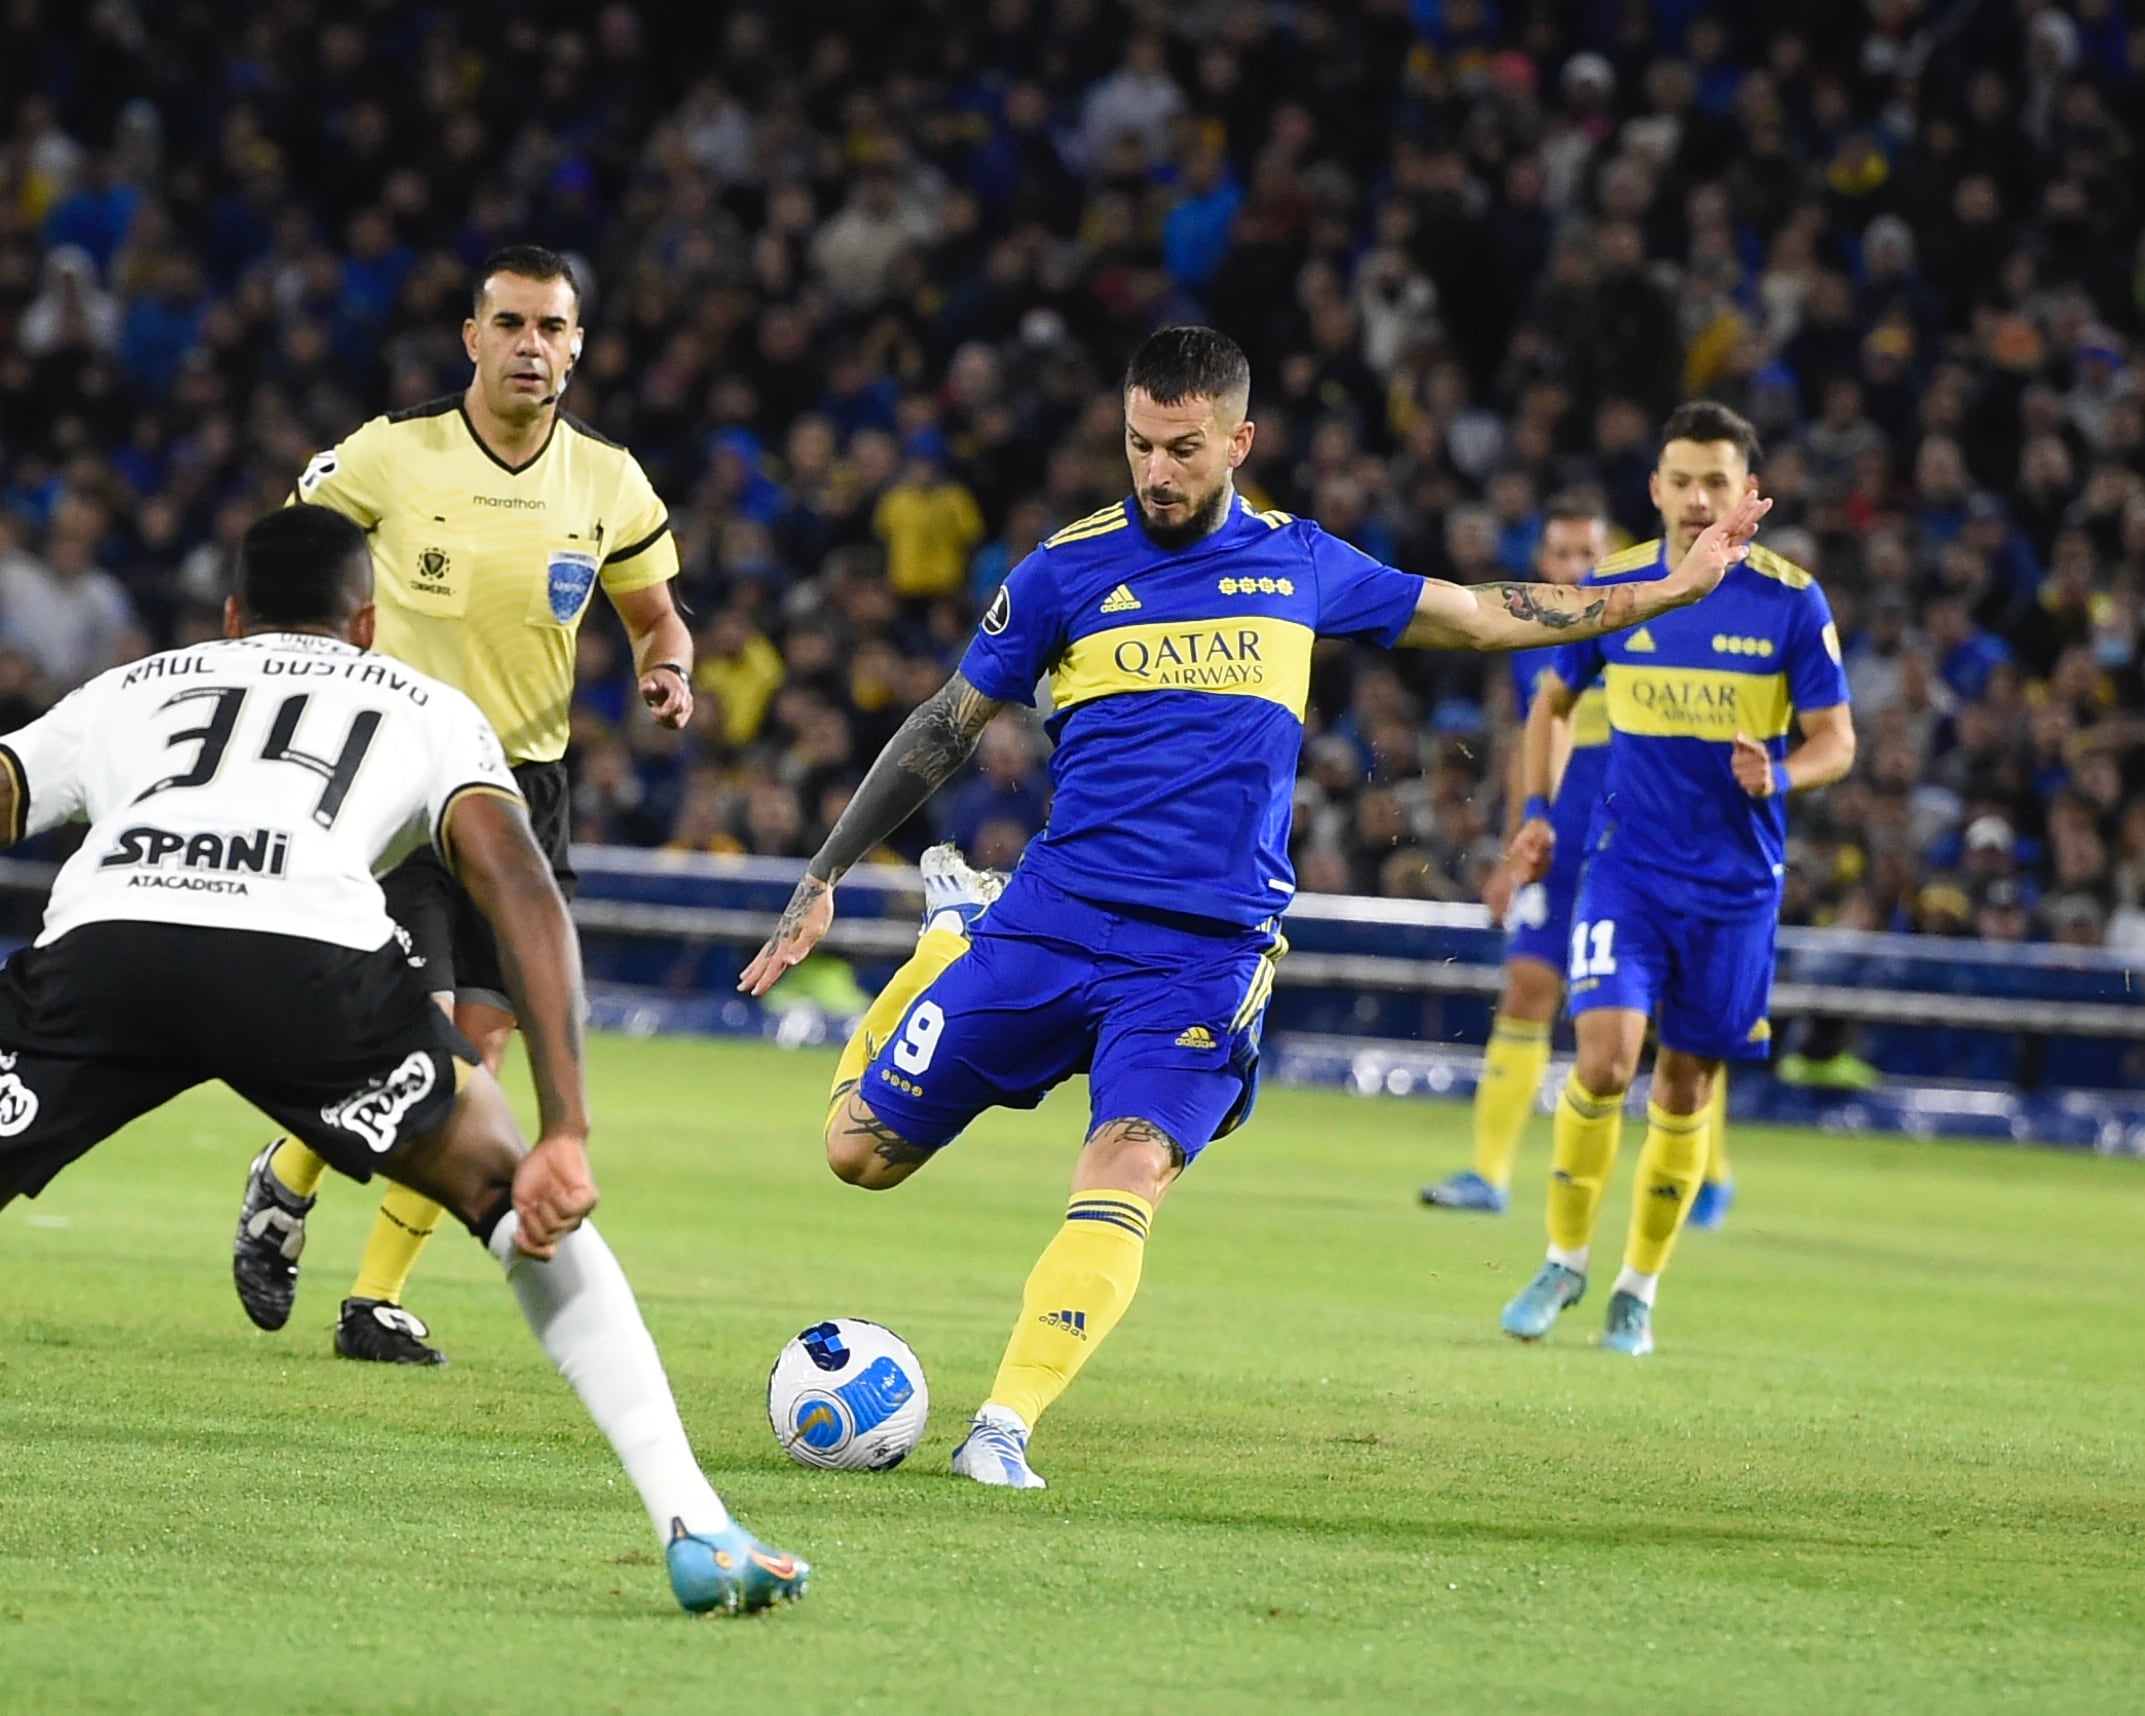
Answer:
[
  {"left": 1498, "top": 401, "right": 1855, "bottom": 1356},
  {"left": 1421, "top": 495, "right": 1610, "bottom": 1214},
  {"left": 741, "top": 331, "right": 1767, "bottom": 1486}
]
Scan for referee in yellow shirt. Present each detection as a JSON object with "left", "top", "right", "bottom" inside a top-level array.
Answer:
[{"left": 230, "top": 244, "right": 694, "bottom": 1363}]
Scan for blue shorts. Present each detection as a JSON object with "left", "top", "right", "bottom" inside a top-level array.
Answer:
[
  {"left": 1564, "top": 857, "right": 1778, "bottom": 1061},
  {"left": 1504, "top": 839, "right": 1583, "bottom": 970},
  {"left": 860, "top": 872, "right": 1282, "bottom": 1164}
]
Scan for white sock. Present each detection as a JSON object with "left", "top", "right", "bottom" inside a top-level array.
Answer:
[
  {"left": 1547, "top": 1244, "right": 1589, "bottom": 1275},
  {"left": 491, "top": 1212, "right": 731, "bottom": 1541},
  {"left": 925, "top": 907, "right": 970, "bottom": 938},
  {"left": 1612, "top": 1265, "right": 1659, "bottom": 1307}
]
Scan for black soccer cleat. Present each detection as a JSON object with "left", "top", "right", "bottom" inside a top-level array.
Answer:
[
  {"left": 233, "top": 1144, "right": 315, "bottom": 1332},
  {"left": 335, "top": 1297, "right": 449, "bottom": 1365}
]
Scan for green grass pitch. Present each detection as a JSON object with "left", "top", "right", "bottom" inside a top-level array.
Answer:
[{"left": 3, "top": 1034, "right": 2141, "bottom": 1715}]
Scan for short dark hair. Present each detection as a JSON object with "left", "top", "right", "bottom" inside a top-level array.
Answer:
[
  {"left": 1542, "top": 490, "right": 1606, "bottom": 528},
  {"left": 472, "top": 244, "right": 581, "bottom": 316},
  {"left": 1123, "top": 325, "right": 1251, "bottom": 412},
  {"left": 1659, "top": 399, "right": 1763, "bottom": 469},
  {"left": 238, "top": 507, "right": 372, "bottom": 625}
]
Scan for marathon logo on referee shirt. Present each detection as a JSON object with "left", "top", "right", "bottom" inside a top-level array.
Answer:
[{"left": 101, "top": 825, "right": 291, "bottom": 893}]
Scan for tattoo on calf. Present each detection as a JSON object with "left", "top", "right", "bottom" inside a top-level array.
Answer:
[{"left": 1493, "top": 584, "right": 1609, "bottom": 630}]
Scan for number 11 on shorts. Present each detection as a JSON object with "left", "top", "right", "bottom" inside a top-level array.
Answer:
[{"left": 1569, "top": 919, "right": 1618, "bottom": 981}]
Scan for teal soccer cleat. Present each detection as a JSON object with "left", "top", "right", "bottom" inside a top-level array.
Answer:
[
  {"left": 1600, "top": 1290, "right": 1654, "bottom": 1356},
  {"left": 665, "top": 1518, "right": 810, "bottom": 1615},
  {"left": 951, "top": 1410, "right": 1048, "bottom": 1489},
  {"left": 1500, "top": 1261, "right": 1586, "bottom": 1340},
  {"left": 1419, "top": 1170, "right": 1509, "bottom": 1213}
]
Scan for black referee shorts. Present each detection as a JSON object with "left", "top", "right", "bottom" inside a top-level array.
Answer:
[
  {"left": 0, "top": 921, "right": 478, "bottom": 1203},
  {"left": 382, "top": 758, "right": 574, "bottom": 1014}
]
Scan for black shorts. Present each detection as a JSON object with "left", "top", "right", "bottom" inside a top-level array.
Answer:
[
  {"left": 0, "top": 921, "right": 477, "bottom": 1202},
  {"left": 382, "top": 758, "right": 574, "bottom": 1012}
]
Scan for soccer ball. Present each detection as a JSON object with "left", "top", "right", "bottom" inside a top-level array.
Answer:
[{"left": 767, "top": 1318, "right": 929, "bottom": 1471}]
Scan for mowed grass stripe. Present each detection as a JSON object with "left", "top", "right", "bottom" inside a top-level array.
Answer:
[{"left": 2, "top": 1035, "right": 2140, "bottom": 1715}]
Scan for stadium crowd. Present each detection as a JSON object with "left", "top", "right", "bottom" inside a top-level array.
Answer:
[{"left": 0, "top": 0, "right": 2142, "bottom": 950}]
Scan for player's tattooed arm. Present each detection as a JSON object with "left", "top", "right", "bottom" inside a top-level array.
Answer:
[
  {"left": 806, "top": 669, "right": 1004, "bottom": 886},
  {"left": 1401, "top": 491, "right": 1774, "bottom": 652},
  {"left": 739, "top": 671, "right": 1004, "bottom": 996}
]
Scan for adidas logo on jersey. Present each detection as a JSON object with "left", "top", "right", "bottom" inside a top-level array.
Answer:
[
  {"left": 1039, "top": 1309, "right": 1089, "bottom": 1338},
  {"left": 1626, "top": 627, "right": 1658, "bottom": 653},
  {"left": 1100, "top": 584, "right": 1142, "bottom": 613},
  {"left": 1174, "top": 1024, "right": 1218, "bottom": 1049}
]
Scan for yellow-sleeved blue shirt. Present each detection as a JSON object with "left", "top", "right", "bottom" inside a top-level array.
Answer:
[
  {"left": 961, "top": 495, "right": 1423, "bottom": 925},
  {"left": 1551, "top": 539, "right": 1851, "bottom": 907}
]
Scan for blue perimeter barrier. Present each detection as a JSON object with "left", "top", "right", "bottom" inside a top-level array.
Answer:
[{"left": 570, "top": 849, "right": 2145, "bottom": 1158}]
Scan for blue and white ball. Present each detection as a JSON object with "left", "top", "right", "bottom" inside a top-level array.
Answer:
[{"left": 767, "top": 1318, "right": 929, "bottom": 1471}]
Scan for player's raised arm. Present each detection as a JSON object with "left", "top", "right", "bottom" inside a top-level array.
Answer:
[
  {"left": 739, "top": 670, "right": 1006, "bottom": 996},
  {"left": 1401, "top": 491, "right": 1772, "bottom": 651},
  {"left": 444, "top": 790, "right": 595, "bottom": 1252}
]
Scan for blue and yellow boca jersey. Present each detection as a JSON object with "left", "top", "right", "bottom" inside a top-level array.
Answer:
[
  {"left": 1511, "top": 645, "right": 1610, "bottom": 853},
  {"left": 961, "top": 496, "right": 1423, "bottom": 925},
  {"left": 1551, "top": 539, "right": 1851, "bottom": 906}
]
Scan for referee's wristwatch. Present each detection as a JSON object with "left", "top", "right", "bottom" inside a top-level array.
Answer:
[{"left": 648, "top": 661, "right": 690, "bottom": 685}]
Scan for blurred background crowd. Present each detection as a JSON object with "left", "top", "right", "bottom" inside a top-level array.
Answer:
[{"left": 1, "top": 0, "right": 2142, "bottom": 950}]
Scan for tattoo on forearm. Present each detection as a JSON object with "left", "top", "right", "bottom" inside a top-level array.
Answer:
[
  {"left": 1490, "top": 584, "right": 1609, "bottom": 631},
  {"left": 1092, "top": 1116, "right": 1188, "bottom": 1170},
  {"left": 805, "top": 672, "right": 1002, "bottom": 886},
  {"left": 769, "top": 873, "right": 830, "bottom": 945}
]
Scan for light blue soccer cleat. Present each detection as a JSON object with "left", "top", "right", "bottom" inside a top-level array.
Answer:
[
  {"left": 1500, "top": 1261, "right": 1586, "bottom": 1341},
  {"left": 665, "top": 1517, "right": 811, "bottom": 1615},
  {"left": 1419, "top": 1170, "right": 1509, "bottom": 1214},
  {"left": 1687, "top": 1178, "right": 1735, "bottom": 1231},
  {"left": 1600, "top": 1290, "right": 1654, "bottom": 1356},
  {"left": 920, "top": 843, "right": 1006, "bottom": 936},
  {"left": 951, "top": 1409, "right": 1047, "bottom": 1490}
]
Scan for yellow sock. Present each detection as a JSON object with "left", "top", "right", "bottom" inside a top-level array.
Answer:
[
  {"left": 1469, "top": 1015, "right": 1550, "bottom": 1188},
  {"left": 828, "top": 926, "right": 969, "bottom": 1127},
  {"left": 1703, "top": 1074, "right": 1732, "bottom": 1186},
  {"left": 350, "top": 1181, "right": 444, "bottom": 1304},
  {"left": 985, "top": 1192, "right": 1153, "bottom": 1429},
  {"left": 1624, "top": 1101, "right": 1711, "bottom": 1275},
  {"left": 1546, "top": 1072, "right": 1624, "bottom": 1259},
  {"left": 269, "top": 1136, "right": 329, "bottom": 1199}
]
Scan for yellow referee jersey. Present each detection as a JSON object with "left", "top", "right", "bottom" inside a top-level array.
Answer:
[{"left": 293, "top": 396, "right": 679, "bottom": 762}]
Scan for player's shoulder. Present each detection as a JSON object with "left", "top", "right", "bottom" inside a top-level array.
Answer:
[
  {"left": 1742, "top": 540, "right": 1817, "bottom": 592},
  {"left": 1590, "top": 538, "right": 1664, "bottom": 581},
  {"left": 1041, "top": 499, "right": 1136, "bottom": 555},
  {"left": 383, "top": 393, "right": 460, "bottom": 429}
]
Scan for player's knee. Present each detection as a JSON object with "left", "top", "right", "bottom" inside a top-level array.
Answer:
[
  {"left": 1653, "top": 1055, "right": 1717, "bottom": 1114},
  {"left": 1573, "top": 1041, "right": 1638, "bottom": 1096},
  {"left": 1502, "top": 959, "right": 1561, "bottom": 1023}
]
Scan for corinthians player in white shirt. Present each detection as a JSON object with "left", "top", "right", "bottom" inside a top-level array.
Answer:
[{"left": 0, "top": 507, "right": 806, "bottom": 1616}]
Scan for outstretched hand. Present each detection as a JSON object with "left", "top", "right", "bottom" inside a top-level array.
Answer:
[
  {"left": 1662, "top": 490, "right": 1772, "bottom": 606},
  {"left": 739, "top": 875, "right": 834, "bottom": 996}
]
